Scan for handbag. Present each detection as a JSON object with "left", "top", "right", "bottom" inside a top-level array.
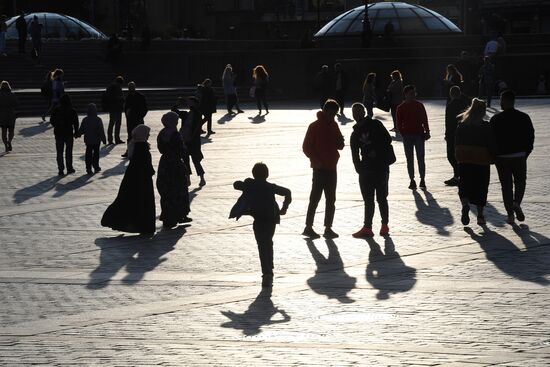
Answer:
[
  {"left": 249, "top": 86, "right": 256, "bottom": 98},
  {"left": 386, "top": 144, "right": 397, "bottom": 165},
  {"left": 229, "top": 192, "right": 251, "bottom": 220}
]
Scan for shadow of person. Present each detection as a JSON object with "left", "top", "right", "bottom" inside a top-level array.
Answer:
[
  {"left": 99, "top": 159, "right": 128, "bottom": 179},
  {"left": 18, "top": 123, "right": 52, "bottom": 137},
  {"left": 412, "top": 190, "right": 454, "bottom": 236},
  {"left": 337, "top": 113, "right": 353, "bottom": 125},
  {"left": 78, "top": 144, "right": 116, "bottom": 161},
  {"left": 483, "top": 202, "right": 507, "bottom": 228},
  {"left": 13, "top": 175, "right": 63, "bottom": 203},
  {"left": 52, "top": 174, "right": 93, "bottom": 197},
  {"left": 366, "top": 236, "right": 417, "bottom": 300},
  {"left": 220, "top": 287, "right": 290, "bottom": 336},
  {"left": 217, "top": 113, "right": 236, "bottom": 125},
  {"left": 306, "top": 239, "right": 356, "bottom": 304},
  {"left": 248, "top": 115, "right": 266, "bottom": 124},
  {"left": 87, "top": 226, "right": 186, "bottom": 289},
  {"left": 465, "top": 226, "right": 550, "bottom": 285}
]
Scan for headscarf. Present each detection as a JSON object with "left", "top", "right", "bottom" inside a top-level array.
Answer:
[
  {"left": 87, "top": 103, "right": 98, "bottom": 117},
  {"left": 128, "top": 124, "right": 150, "bottom": 159},
  {"left": 159, "top": 111, "right": 179, "bottom": 143}
]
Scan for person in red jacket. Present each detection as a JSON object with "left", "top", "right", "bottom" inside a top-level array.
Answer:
[
  {"left": 396, "top": 85, "right": 430, "bottom": 190},
  {"left": 302, "top": 99, "right": 345, "bottom": 239}
]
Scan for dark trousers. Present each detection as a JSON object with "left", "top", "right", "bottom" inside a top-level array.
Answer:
[
  {"left": 226, "top": 94, "right": 240, "bottom": 112},
  {"left": 85, "top": 144, "right": 101, "bottom": 171},
  {"left": 335, "top": 89, "right": 345, "bottom": 113},
  {"left": 203, "top": 113, "right": 213, "bottom": 133},
  {"left": 495, "top": 156, "right": 527, "bottom": 215},
  {"left": 390, "top": 104, "right": 399, "bottom": 130},
  {"left": 479, "top": 80, "right": 494, "bottom": 107},
  {"left": 359, "top": 170, "right": 389, "bottom": 228},
  {"left": 458, "top": 163, "right": 490, "bottom": 207},
  {"left": 446, "top": 137, "right": 458, "bottom": 177},
  {"left": 253, "top": 220, "right": 276, "bottom": 275},
  {"left": 55, "top": 137, "right": 74, "bottom": 171},
  {"left": 1, "top": 126, "right": 14, "bottom": 146},
  {"left": 402, "top": 134, "right": 426, "bottom": 180},
  {"left": 255, "top": 89, "right": 268, "bottom": 112},
  {"left": 18, "top": 35, "right": 26, "bottom": 53},
  {"left": 306, "top": 169, "right": 337, "bottom": 227},
  {"left": 108, "top": 110, "right": 122, "bottom": 142}
]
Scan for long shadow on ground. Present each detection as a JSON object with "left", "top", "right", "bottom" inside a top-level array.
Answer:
[
  {"left": 413, "top": 189, "right": 454, "bottom": 236},
  {"left": 465, "top": 225, "right": 550, "bottom": 285},
  {"left": 87, "top": 225, "right": 187, "bottom": 289},
  {"left": 365, "top": 236, "right": 417, "bottom": 300},
  {"left": 306, "top": 238, "right": 356, "bottom": 304},
  {"left": 220, "top": 287, "right": 291, "bottom": 336}
]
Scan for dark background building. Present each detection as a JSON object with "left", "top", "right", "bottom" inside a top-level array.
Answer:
[{"left": 2, "top": 1, "right": 550, "bottom": 39}]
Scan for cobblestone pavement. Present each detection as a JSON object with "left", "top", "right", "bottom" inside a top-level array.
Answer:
[{"left": 1, "top": 100, "right": 549, "bottom": 366}]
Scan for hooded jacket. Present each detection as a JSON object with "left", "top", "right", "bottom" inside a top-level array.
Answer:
[
  {"left": 78, "top": 104, "right": 106, "bottom": 145},
  {"left": 302, "top": 111, "right": 345, "bottom": 170}
]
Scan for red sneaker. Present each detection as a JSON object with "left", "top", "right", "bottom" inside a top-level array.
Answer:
[
  {"left": 352, "top": 227, "right": 374, "bottom": 238},
  {"left": 379, "top": 224, "right": 390, "bottom": 236}
]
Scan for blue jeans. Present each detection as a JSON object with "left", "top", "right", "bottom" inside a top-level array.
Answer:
[{"left": 402, "top": 134, "right": 425, "bottom": 180}]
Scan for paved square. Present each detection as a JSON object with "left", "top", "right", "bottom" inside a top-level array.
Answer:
[{"left": 1, "top": 100, "right": 549, "bottom": 366}]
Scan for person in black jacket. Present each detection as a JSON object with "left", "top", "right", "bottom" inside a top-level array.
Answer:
[
  {"left": 315, "top": 65, "right": 332, "bottom": 109},
  {"left": 104, "top": 76, "right": 125, "bottom": 145},
  {"left": 444, "top": 86, "right": 470, "bottom": 186},
  {"left": 50, "top": 94, "right": 79, "bottom": 176},
  {"left": 333, "top": 63, "right": 348, "bottom": 115},
  {"left": 180, "top": 97, "right": 206, "bottom": 187},
  {"left": 15, "top": 12, "right": 27, "bottom": 54},
  {"left": 233, "top": 163, "right": 291, "bottom": 287},
  {"left": 350, "top": 103, "right": 393, "bottom": 238},
  {"left": 122, "top": 81, "right": 148, "bottom": 157},
  {"left": 198, "top": 78, "right": 217, "bottom": 136},
  {"left": 489, "top": 90, "right": 535, "bottom": 224}
]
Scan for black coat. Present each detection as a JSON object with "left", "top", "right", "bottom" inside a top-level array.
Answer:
[
  {"left": 101, "top": 143, "right": 156, "bottom": 234},
  {"left": 50, "top": 106, "right": 79, "bottom": 139},
  {"left": 350, "top": 118, "right": 393, "bottom": 172},
  {"left": 16, "top": 16, "right": 27, "bottom": 36},
  {"left": 124, "top": 92, "right": 148, "bottom": 127},
  {"left": 489, "top": 108, "right": 535, "bottom": 156},
  {"left": 445, "top": 95, "right": 470, "bottom": 140},
  {"left": 198, "top": 85, "right": 217, "bottom": 114}
]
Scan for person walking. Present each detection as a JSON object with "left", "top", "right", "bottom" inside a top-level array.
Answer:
[
  {"left": 157, "top": 111, "right": 192, "bottom": 228},
  {"left": 15, "top": 12, "right": 27, "bottom": 54},
  {"left": 0, "top": 81, "right": 18, "bottom": 152},
  {"left": 333, "top": 63, "right": 348, "bottom": 115},
  {"left": 252, "top": 65, "right": 269, "bottom": 115},
  {"left": 0, "top": 15, "right": 7, "bottom": 57},
  {"left": 197, "top": 78, "right": 217, "bottom": 135},
  {"left": 444, "top": 86, "right": 470, "bottom": 186},
  {"left": 489, "top": 90, "right": 535, "bottom": 225},
  {"left": 232, "top": 163, "right": 292, "bottom": 287},
  {"left": 443, "top": 64, "right": 463, "bottom": 101},
  {"left": 315, "top": 65, "right": 332, "bottom": 109},
  {"left": 103, "top": 76, "right": 125, "bottom": 145},
  {"left": 362, "top": 73, "right": 377, "bottom": 118},
  {"left": 101, "top": 124, "right": 156, "bottom": 235},
  {"left": 386, "top": 70, "right": 404, "bottom": 132},
  {"left": 350, "top": 103, "right": 393, "bottom": 238},
  {"left": 396, "top": 84, "right": 430, "bottom": 190},
  {"left": 222, "top": 64, "right": 244, "bottom": 114},
  {"left": 40, "top": 71, "right": 53, "bottom": 122},
  {"left": 478, "top": 57, "right": 496, "bottom": 108},
  {"left": 44, "top": 69, "right": 65, "bottom": 121},
  {"left": 50, "top": 94, "right": 79, "bottom": 176},
  {"left": 29, "top": 15, "right": 42, "bottom": 59},
  {"left": 455, "top": 98, "right": 496, "bottom": 226},
  {"left": 181, "top": 96, "right": 206, "bottom": 187},
  {"left": 302, "top": 99, "right": 345, "bottom": 239},
  {"left": 78, "top": 103, "right": 106, "bottom": 175},
  {"left": 122, "top": 81, "right": 148, "bottom": 157}
]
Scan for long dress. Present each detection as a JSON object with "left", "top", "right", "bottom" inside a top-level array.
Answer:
[
  {"left": 156, "top": 131, "right": 190, "bottom": 226},
  {"left": 101, "top": 142, "right": 156, "bottom": 234}
]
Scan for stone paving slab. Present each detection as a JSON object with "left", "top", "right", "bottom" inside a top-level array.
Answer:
[{"left": 0, "top": 100, "right": 549, "bottom": 365}]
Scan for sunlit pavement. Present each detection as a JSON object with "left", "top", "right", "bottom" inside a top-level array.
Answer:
[{"left": 1, "top": 100, "right": 549, "bottom": 366}]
